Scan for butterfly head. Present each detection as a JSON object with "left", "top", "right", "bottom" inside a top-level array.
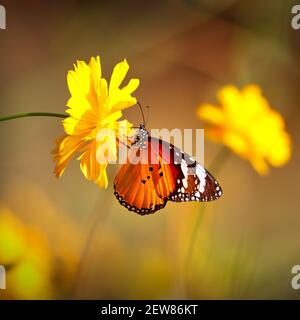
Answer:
[{"left": 131, "top": 124, "right": 149, "bottom": 148}]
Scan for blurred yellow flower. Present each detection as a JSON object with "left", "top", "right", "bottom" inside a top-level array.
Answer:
[
  {"left": 0, "top": 207, "right": 54, "bottom": 299},
  {"left": 54, "top": 56, "right": 139, "bottom": 188},
  {"left": 197, "top": 85, "right": 291, "bottom": 174}
]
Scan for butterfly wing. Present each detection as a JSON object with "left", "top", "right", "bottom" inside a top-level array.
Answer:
[
  {"left": 114, "top": 136, "right": 181, "bottom": 215},
  {"left": 114, "top": 143, "right": 165, "bottom": 214},
  {"left": 153, "top": 137, "right": 223, "bottom": 202},
  {"left": 114, "top": 161, "right": 167, "bottom": 215},
  {"left": 168, "top": 164, "right": 223, "bottom": 202}
]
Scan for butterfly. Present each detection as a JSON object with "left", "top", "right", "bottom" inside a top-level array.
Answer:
[{"left": 114, "top": 124, "right": 223, "bottom": 215}]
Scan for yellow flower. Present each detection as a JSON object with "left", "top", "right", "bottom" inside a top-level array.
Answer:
[
  {"left": 53, "top": 56, "right": 139, "bottom": 188},
  {"left": 197, "top": 85, "right": 291, "bottom": 174},
  {"left": 0, "top": 207, "right": 54, "bottom": 299}
]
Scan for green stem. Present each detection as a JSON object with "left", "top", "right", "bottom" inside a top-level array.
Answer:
[
  {"left": 0, "top": 112, "right": 67, "bottom": 122},
  {"left": 185, "top": 147, "right": 230, "bottom": 270}
]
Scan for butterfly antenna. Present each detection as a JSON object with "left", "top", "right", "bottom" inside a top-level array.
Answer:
[
  {"left": 137, "top": 101, "right": 146, "bottom": 127},
  {"left": 145, "top": 105, "right": 150, "bottom": 126}
]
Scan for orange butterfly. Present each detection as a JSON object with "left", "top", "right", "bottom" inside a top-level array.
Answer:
[{"left": 114, "top": 123, "right": 222, "bottom": 215}]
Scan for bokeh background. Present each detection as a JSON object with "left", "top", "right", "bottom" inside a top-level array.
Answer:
[{"left": 0, "top": 0, "right": 299, "bottom": 299}]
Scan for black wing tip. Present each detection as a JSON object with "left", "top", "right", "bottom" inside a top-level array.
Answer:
[{"left": 168, "top": 174, "right": 223, "bottom": 203}]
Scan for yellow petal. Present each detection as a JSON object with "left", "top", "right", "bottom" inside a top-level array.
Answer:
[
  {"left": 53, "top": 135, "right": 86, "bottom": 177},
  {"left": 67, "top": 61, "right": 90, "bottom": 97},
  {"left": 97, "top": 169, "right": 108, "bottom": 188},
  {"left": 197, "top": 104, "right": 225, "bottom": 125},
  {"left": 97, "top": 78, "right": 108, "bottom": 109},
  {"left": 107, "top": 91, "right": 137, "bottom": 113},
  {"left": 217, "top": 85, "right": 241, "bottom": 115},
  {"left": 102, "top": 111, "right": 123, "bottom": 127},
  {"left": 63, "top": 117, "right": 92, "bottom": 137},
  {"left": 79, "top": 140, "right": 99, "bottom": 181},
  {"left": 96, "top": 128, "right": 118, "bottom": 163},
  {"left": 79, "top": 140, "right": 111, "bottom": 188},
  {"left": 107, "top": 59, "right": 139, "bottom": 113},
  {"left": 223, "top": 131, "right": 249, "bottom": 156},
  {"left": 249, "top": 154, "right": 269, "bottom": 175},
  {"left": 66, "top": 96, "right": 94, "bottom": 119},
  {"left": 122, "top": 78, "right": 140, "bottom": 95},
  {"left": 88, "top": 56, "right": 101, "bottom": 94},
  {"left": 109, "top": 59, "right": 129, "bottom": 94}
]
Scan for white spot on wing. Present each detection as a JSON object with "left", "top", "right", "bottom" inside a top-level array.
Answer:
[
  {"left": 196, "top": 164, "right": 206, "bottom": 189},
  {"left": 199, "top": 183, "right": 205, "bottom": 193}
]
